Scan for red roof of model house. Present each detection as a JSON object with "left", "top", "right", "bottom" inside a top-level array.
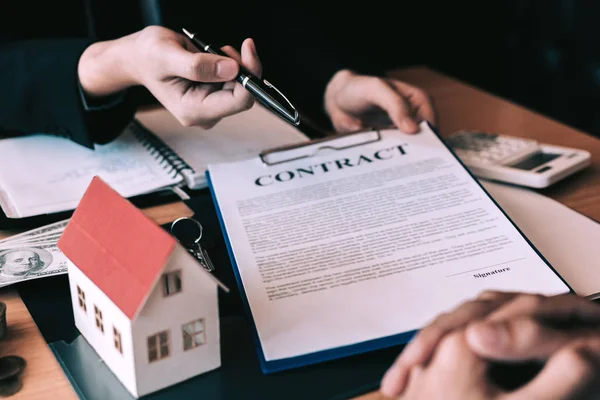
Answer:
[{"left": 58, "top": 177, "right": 177, "bottom": 320}]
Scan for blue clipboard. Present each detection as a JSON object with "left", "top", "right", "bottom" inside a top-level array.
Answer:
[{"left": 205, "top": 122, "right": 573, "bottom": 374}]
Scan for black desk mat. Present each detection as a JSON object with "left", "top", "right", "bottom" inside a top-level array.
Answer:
[
  {"left": 16, "top": 191, "right": 403, "bottom": 399},
  {"left": 49, "top": 316, "right": 401, "bottom": 400}
]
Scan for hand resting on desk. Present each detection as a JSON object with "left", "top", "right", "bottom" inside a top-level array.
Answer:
[
  {"left": 324, "top": 69, "right": 436, "bottom": 134},
  {"left": 380, "top": 292, "right": 600, "bottom": 399}
]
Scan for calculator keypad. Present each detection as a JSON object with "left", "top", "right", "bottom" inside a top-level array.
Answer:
[{"left": 446, "top": 132, "right": 538, "bottom": 166}]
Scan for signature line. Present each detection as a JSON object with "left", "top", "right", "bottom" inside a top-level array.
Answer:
[{"left": 446, "top": 257, "right": 527, "bottom": 278}]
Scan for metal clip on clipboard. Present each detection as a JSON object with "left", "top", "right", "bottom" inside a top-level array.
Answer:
[{"left": 259, "top": 129, "right": 383, "bottom": 166}]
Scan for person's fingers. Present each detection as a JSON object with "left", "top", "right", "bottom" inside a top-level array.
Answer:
[
  {"left": 396, "top": 332, "right": 501, "bottom": 400},
  {"left": 176, "top": 39, "right": 264, "bottom": 125},
  {"left": 486, "top": 294, "right": 548, "bottom": 322},
  {"left": 423, "top": 332, "right": 496, "bottom": 398},
  {"left": 488, "top": 293, "right": 600, "bottom": 325},
  {"left": 401, "top": 291, "right": 517, "bottom": 362},
  {"left": 330, "top": 112, "right": 364, "bottom": 132},
  {"left": 506, "top": 338, "right": 600, "bottom": 400},
  {"left": 240, "top": 38, "right": 262, "bottom": 78},
  {"left": 218, "top": 39, "right": 261, "bottom": 100},
  {"left": 165, "top": 41, "right": 239, "bottom": 82},
  {"left": 181, "top": 71, "right": 254, "bottom": 124},
  {"left": 179, "top": 85, "right": 255, "bottom": 126},
  {"left": 222, "top": 81, "right": 237, "bottom": 91},
  {"left": 531, "top": 294, "right": 600, "bottom": 324},
  {"left": 363, "top": 78, "right": 419, "bottom": 133},
  {"left": 221, "top": 38, "right": 262, "bottom": 109},
  {"left": 220, "top": 45, "right": 241, "bottom": 62},
  {"left": 223, "top": 38, "right": 261, "bottom": 110},
  {"left": 388, "top": 80, "right": 437, "bottom": 126},
  {"left": 380, "top": 291, "right": 518, "bottom": 397},
  {"left": 466, "top": 317, "right": 594, "bottom": 362},
  {"left": 219, "top": 45, "right": 242, "bottom": 93},
  {"left": 429, "top": 331, "right": 489, "bottom": 375}
]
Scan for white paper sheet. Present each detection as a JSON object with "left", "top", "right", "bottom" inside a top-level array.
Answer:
[
  {"left": 482, "top": 180, "right": 600, "bottom": 298},
  {"left": 0, "top": 129, "right": 180, "bottom": 218},
  {"left": 135, "top": 104, "right": 308, "bottom": 188},
  {"left": 208, "top": 122, "right": 570, "bottom": 362}
]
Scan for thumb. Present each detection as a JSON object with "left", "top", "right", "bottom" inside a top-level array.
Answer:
[
  {"left": 166, "top": 43, "right": 239, "bottom": 82},
  {"left": 466, "top": 318, "right": 579, "bottom": 362},
  {"left": 506, "top": 338, "right": 600, "bottom": 400},
  {"left": 363, "top": 78, "right": 419, "bottom": 133}
]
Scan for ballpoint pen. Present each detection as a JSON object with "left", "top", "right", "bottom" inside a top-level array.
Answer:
[{"left": 181, "top": 28, "right": 300, "bottom": 127}]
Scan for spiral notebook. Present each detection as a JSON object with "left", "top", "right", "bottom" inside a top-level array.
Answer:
[{"left": 0, "top": 105, "right": 308, "bottom": 219}]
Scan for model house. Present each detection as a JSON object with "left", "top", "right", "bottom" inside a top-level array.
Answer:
[{"left": 57, "top": 177, "right": 228, "bottom": 398}]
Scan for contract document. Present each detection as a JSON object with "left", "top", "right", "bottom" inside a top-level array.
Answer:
[{"left": 206, "top": 121, "right": 570, "bottom": 373}]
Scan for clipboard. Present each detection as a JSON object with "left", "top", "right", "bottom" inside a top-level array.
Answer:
[
  {"left": 206, "top": 128, "right": 420, "bottom": 374},
  {"left": 205, "top": 121, "right": 573, "bottom": 374},
  {"left": 259, "top": 129, "right": 382, "bottom": 166}
]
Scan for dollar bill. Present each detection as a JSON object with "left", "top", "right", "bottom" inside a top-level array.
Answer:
[
  {"left": 0, "top": 219, "right": 68, "bottom": 246},
  {"left": 0, "top": 240, "right": 60, "bottom": 249},
  {"left": 3, "top": 233, "right": 63, "bottom": 246},
  {"left": 0, "top": 243, "right": 68, "bottom": 287}
]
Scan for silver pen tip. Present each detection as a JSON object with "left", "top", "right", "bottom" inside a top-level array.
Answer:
[{"left": 181, "top": 28, "right": 194, "bottom": 38}]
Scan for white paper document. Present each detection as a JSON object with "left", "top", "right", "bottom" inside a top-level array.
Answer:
[
  {"left": 134, "top": 105, "right": 308, "bottom": 189},
  {"left": 208, "top": 122, "right": 570, "bottom": 365},
  {"left": 0, "top": 105, "right": 308, "bottom": 219},
  {"left": 482, "top": 180, "right": 600, "bottom": 298},
  {"left": 0, "top": 129, "right": 180, "bottom": 218}
]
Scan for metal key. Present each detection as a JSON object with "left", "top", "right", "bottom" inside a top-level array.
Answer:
[{"left": 170, "top": 217, "right": 215, "bottom": 272}]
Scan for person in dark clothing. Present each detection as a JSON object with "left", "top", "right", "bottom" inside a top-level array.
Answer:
[{"left": 0, "top": 1, "right": 436, "bottom": 150}]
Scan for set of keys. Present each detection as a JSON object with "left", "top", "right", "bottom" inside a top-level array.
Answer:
[{"left": 170, "top": 217, "right": 215, "bottom": 273}]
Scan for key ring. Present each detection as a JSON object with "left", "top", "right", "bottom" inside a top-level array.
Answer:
[
  {"left": 171, "top": 217, "right": 203, "bottom": 247},
  {"left": 170, "top": 217, "right": 215, "bottom": 272}
]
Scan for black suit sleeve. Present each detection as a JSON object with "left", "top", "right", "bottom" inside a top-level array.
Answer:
[{"left": 0, "top": 39, "right": 136, "bottom": 148}]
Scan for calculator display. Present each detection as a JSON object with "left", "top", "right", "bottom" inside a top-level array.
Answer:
[{"left": 510, "top": 151, "right": 561, "bottom": 170}]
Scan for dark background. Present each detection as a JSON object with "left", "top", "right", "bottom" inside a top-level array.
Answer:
[
  {"left": 18, "top": 0, "right": 599, "bottom": 138},
  {"left": 85, "top": 0, "right": 600, "bottom": 138}
]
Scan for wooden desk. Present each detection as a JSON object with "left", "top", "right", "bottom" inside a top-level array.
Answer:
[{"left": 2, "top": 66, "right": 600, "bottom": 399}]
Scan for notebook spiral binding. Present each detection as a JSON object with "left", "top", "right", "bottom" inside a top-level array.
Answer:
[{"left": 129, "top": 120, "right": 195, "bottom": 180}]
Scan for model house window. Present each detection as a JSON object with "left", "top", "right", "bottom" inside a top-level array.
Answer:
[
  {"left": 113, "top": 326, "right": 122, "bottom": 354},
  {"left": 182, "top": 319, "right": 206, "bottom": 351},
  {"left": 94, "top": 305, "right": 104, "bottom": 333},
  {"left": 162, "top": 271, "right": 182, "bottom": 296},
  {"left": 148, "top": 330, "right": 170, "bottom": 363},
  {"left": 76, "top": 286, "right": 86, "bottom": 312}
]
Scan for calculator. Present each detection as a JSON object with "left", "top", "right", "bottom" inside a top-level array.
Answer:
[{"left": 445, "top": 130, "right": 591, "bottom": 188}]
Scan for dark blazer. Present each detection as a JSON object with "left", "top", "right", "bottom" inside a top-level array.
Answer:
[
  {"left": 0, "top": 1, "right": 142, "bottom": 148},
  {"left": 0, "top": 1, "right": 393, "bottom": 148}
]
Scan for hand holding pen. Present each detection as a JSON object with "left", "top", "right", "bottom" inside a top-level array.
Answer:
[
  {"left": 182, "top": 28, "right": 300, "bottom": 128},
  {"left": 79, "top": 26, "right": 264, "bottom": 130}
]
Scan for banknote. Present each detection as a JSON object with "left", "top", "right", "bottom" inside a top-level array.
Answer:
[
  {"left": 0, "top": 240, "right": 60, "bottom": 249},
  {"left": 3, "top": 233, "right": 63, "bottom": 246},
  {"left": 0, "top": 219, "right": 71, "bottom": 287},
  {"left": 0, "top": 243, "right": 68, "bottom": 287},
  {"left": 0, "top": 219, "right": 68, "bottom": 246}
]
